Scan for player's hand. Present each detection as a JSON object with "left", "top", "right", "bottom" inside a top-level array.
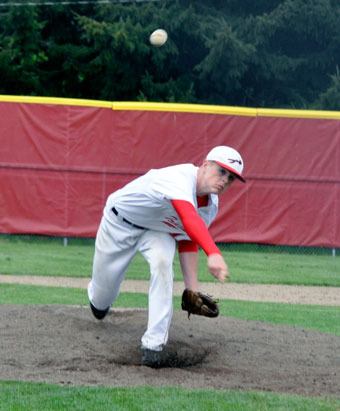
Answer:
[{"left": 207, "top": 253, "right": 229, "bottom": 282}]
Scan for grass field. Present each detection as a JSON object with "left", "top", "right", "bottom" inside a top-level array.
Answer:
[
  {"left": 0, "top": 234, "right": 339, "bottom": 410},
  {"left": 0, "top": 235, "right": 339, "bottom": 286},
  {"left": 1, "top": 382, "right": 339, "bottom": 411}
]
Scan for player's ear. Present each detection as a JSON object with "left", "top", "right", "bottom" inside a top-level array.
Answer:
[{"left": 201, "top": 159, "right": 211, "bottom": 168}]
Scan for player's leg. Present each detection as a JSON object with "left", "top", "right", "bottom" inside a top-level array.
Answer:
[
  {"left": 138, "top": 230, "right": 176, "bottom": 351},
  {"left": 87, "top": 215, "right": 139, "bottom": 318}
]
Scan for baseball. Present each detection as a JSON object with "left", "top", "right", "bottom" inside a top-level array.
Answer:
[{"left": 149, "top": 29, "right": 168, "bottom": 47}]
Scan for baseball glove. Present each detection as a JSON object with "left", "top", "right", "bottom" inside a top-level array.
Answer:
[{"left": 181, "top": 288, "right": 219, "bottom": 319}]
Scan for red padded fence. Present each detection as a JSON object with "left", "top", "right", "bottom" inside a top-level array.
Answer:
[{"left": 0, "top": 99, "right": 339, "bottom": 247}]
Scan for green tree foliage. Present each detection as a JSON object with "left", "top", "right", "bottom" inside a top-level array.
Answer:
[
  {"left": 315, "top": 67, "right": 340, "bottom": 110},
  {"left": 0, "top": 5, "right": 47, "bottom": 94},
  {"left": 239, "top": 0, "right": 340, "bottom": 107},
  {"left": 0, "top": 0, "right": 339, "bottom": 109}
]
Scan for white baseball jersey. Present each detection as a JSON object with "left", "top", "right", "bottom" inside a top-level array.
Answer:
[{"left": 104, "top": 164, "right": 218, "bottom": 240}]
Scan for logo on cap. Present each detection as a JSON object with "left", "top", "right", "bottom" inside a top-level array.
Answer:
[{"left": 228, "top": 158, "right": 242, "bottom": 165}]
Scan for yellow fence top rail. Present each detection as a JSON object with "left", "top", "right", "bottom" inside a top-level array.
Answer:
[
  {"left": 0, "top": 95, "right": 339, "bottom": 120},
  {"left": 112, "top": 101, "right": 257, "bottom": 116},
  {"left": 0, "top": 95, "right": 112, "bottom": 108}
]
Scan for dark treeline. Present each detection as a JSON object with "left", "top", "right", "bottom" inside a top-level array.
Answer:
[{"left": 0, "top": 0, "right": 339, "bottom": 109}]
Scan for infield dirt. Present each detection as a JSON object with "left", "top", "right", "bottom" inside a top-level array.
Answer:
[{"left": 1, "top": 304, "right": 339, "bottom": 396}]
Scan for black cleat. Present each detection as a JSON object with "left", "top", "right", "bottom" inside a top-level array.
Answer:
[
  {"left": 90, "top": 302, "right": 109, "bottom": 320},
  {"left": 141, "top": 347, "right": 178, "bottom": 368}
]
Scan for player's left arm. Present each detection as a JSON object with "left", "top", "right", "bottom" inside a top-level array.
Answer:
[{"left": 178, "top": 242, "right": 199, "bottom": 291}]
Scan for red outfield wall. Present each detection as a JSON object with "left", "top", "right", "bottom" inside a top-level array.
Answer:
[{"left": 0, "top": 97, "right": 339, "bottom": 247}]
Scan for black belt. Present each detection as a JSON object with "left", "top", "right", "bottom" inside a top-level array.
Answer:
[{"left": 112, "top": 207, "right": 146, "bottom": 230}]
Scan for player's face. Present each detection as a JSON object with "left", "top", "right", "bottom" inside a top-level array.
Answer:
[{"left": 197, "top": 161, "right": 236, "bottom": 195}]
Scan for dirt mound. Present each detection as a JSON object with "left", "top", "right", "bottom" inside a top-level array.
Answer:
[{"left": 1, "top": 305, "right": 339, "bottom": 396}]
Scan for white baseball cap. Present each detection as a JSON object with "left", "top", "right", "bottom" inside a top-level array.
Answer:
[{"left": 206, "top": 146, "right": 245, "bottom": 182}]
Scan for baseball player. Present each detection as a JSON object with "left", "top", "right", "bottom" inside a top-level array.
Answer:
[{"left": 87, "top": 145, "right": 245, "bottom": 367}]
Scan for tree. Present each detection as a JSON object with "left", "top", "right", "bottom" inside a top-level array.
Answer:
[
  {"left": 73, "top": 1, "right": 198, "bottom": 101},
  {"left": 0, "top": 5, "right": 46, "bottom": 94},
  {"left": 0, "top": 0, "right": 339, "bottom": 109},
  {"left": 315, "top": 67, "right": 340, "bottom": 110},
  {"left": 238, "top": 0, "right": 340, "bottom": 107}
]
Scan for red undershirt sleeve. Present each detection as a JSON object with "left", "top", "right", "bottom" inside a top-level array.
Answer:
[
  {"left": 171, "top": 199, "right": 220, "bottom": 256},
  {"left": 177, "top": 240, "right": 199, "bottom": 253}
]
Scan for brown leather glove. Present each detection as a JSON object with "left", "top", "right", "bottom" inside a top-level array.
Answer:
[{"left": 181, "top": 288, "right": 219, "bottom": 319}]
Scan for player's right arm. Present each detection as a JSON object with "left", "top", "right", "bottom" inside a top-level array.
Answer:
[
  {"left": 207, "top": 253, "right": 229, "bottom": 282},
  {"left": 171, "top": 199, "right": 229, "bottom": 282}
]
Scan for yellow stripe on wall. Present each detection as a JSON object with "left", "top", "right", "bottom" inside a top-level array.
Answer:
[
  {"left": 0, "top": 94, "right": 339, "bottom": 120},
  {"left": 257, "top": 108, "right": 340, "bottom": 120},
  {"left": 112, "top": 101, "right": 257, "bottom": 117},
  {"left": 0, "top": 95, "right": 112, "bottom": 108}
]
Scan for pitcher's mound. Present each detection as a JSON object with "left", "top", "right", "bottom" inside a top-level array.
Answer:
[{"left": 0, "top": 304, "right": 339, "bottom": 396}]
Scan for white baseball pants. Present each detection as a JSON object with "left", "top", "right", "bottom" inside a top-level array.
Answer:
[{"left": 87, "top": 211, "right": 176, "bottom": 351}]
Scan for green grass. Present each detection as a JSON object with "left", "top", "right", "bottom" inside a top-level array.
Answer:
[
  {"left": 1, "top": 382, "right": 340, "bottom": 411},
  {"left": 0, "top": 235, "right": 94, "bottom": 278},
  {"left": 0, "top": 235, "right": 339, "bottom": 286},
  {"left": 219, "top": 299, "right": 340, "bottom": 336},
  {"left": 1, "top": 284, "right": 339, "bottom": 336},
  {"left": 1, "top": 354, "right": 338, "bottom": 410},
  {"left": 130, "top": 251, "right": 340, "bottom": 286}
]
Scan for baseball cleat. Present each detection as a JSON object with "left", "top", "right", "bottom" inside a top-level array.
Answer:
[
  {"left": 141, "top": 347, "right": 178, "bottom": 368},
  {"left": 89, "top": 302, "right": 109, "bottom": 320}
]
